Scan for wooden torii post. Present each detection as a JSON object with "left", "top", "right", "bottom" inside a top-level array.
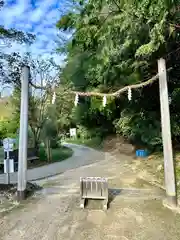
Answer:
[{"left": 158, "top": 58, "right": 177, "bottom": 208}]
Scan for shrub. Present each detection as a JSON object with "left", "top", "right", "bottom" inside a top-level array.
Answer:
[
  {"left": 114, "top": 109, "right": 162, "bottom": 151},
  {"left": 50, "top": 138, "right": 59, "bottom": 149}
]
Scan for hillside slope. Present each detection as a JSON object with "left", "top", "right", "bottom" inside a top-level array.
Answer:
[{"left": 0, "top": 97, "right": 13, "bottom": 119}]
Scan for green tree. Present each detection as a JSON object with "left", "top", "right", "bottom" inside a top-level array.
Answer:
[
  {"left": 55, "top": 0, "right": 180, "bottom": 149},
  {"left": 0, "top": 117, "right": 18, "bottom": 139},
  {"left": 0, "top": 2, "right": 35, "bottom": 86},
  {"left": 9, "top": 55, "right": 60, "bottom": 154}
]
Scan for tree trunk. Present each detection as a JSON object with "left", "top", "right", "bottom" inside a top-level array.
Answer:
[
  {"left": 30, "top": 125, "right": 40, "bottom": 156},
  {"left": 46, "top": 138, "right": 52, "bottom": 162},
  {"left": 34, "top": 139, "right": 39, "bottom": 156},
  {"left": 34, "top": 128, "right": 41, "bottom": 156}
]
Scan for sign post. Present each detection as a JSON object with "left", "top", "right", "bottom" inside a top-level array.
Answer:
[
  {"left": 6, "top": 150, "right": 10, "bottom": 184},
  {"left": 3, "top": 138, "right": 14, "bottom": 184},
  {"left": 70, "top": 128, "right": 77, "bottom": 138}
]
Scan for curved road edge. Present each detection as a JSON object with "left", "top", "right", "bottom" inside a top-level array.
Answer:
[{"left": 0, "top": 143, "right": 106, "bottom": 184}]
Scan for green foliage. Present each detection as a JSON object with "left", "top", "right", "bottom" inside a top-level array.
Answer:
[
  {"left": 38, "top": 145, "right": 73, "bottom": 162},
  {"left": 65, "top": 136, "right": 103, "bottom": 149},
  {"left": 76, "top": 125, "right": 91, "bottom": 139},
  {"left": 56, "top": 12, "right": 77, "bottom": 30},
  {"left": 0, "top": 97, "right": 13, "bottom": 119},
  {"left": 51, "top": 86, "right": 74, "bottom": 131},
  {"left": 41, "top": 119, "right": 58, "bottom": 140},
  {"left": 0, "top": 119, "right": 7, "bottom": 139},
  {"left": 114, "top": 109, "right": 162, "bottom": 150},
  {"left": 0, "top": 118, "right": 19, "bottom": 139},
  {"left": 55, "top": 0, "right": 180, "bottom": 151}
]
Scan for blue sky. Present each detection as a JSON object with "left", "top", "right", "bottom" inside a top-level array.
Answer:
[
  {"left": 0, "top": 0, "right": 72, "bottom": 63},
  {"left": 0, "top": 0, "right": 74, "bottom": 96}
]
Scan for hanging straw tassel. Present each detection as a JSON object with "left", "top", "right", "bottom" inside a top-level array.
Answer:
[
  {"left": 103, "top": 95, "right": 107, "bottom": 107},
  {"left": 52, "top": 92, "right": 56, "bottom": 104},
  {"left": 74, "top": 93, "right": 79, "bottom": 106},
  {"left": 128, "top": 87, "right": 132, "bottom": 101}
]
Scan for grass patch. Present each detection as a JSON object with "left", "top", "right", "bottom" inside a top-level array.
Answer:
[
  {"left": 64, "top": 137, "right": 103, "bottom": 149},
  {"left": 135, "top": 151, "right": 180, "bottom": 197},
  {"left": 38, "top": 145, "right": 73, "bottom": 162},
  {"left": 0, "top": 97, "right": 13, "bottom": 119},
  {"left": 27, "top": 145, "right": 73, "bottom": 169}
]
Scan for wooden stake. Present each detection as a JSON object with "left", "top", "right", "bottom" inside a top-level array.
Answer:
[{"left": 158, "top": 58, "right": 177, "bottom": 207}]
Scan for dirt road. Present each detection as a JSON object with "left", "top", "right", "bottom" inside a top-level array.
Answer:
[{"left": 0, "top": 145, "right": 180, "bottom": 240}]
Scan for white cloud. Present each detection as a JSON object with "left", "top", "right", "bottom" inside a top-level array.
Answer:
[
  {"left": 30, "top": 8, "right": 44, "bottom": 22},
  {"left": 0, "top": 0, "right": 69, "bottom": 64},
  {"left": 2, "top": 0, "right": 31, "bottom": 27}
]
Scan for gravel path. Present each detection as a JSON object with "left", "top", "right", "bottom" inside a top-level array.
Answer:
[{"left": 0, "top": 144, "right": 180, "bottom": 240}]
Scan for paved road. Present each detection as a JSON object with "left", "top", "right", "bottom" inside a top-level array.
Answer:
[{"left": 0, "top": 143, "right": 105, "bottom": 184}]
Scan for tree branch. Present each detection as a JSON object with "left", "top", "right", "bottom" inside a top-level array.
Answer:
[
  {"left": 30, "top": 81, "right": 51, "bottom": 92},
  {"left": 111, "top": 0, "right": 121, "bottom": 11},
  {"left": 29, "top": 73, "right": 59, "bottom": 91}
]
